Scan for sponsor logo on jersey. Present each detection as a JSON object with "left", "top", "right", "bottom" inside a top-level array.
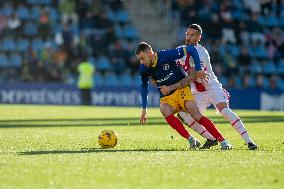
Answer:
[
  {"left": 163, "top": 64, "right": 169, "bottom": 70},
  {"left": 156, "top": 72, "right": 173, "bottom": 83}
]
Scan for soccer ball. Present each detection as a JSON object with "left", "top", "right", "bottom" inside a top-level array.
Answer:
[{"left": 98, "top": 130, "right": 118, "bottom": 148}]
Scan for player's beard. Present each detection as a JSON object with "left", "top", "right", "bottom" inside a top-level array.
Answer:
[
  {"left": 145, "top": 53, "right": 156, "bottom": 67},
  {"left": 186, "top": 37, "right": 200, "bottom": 45},
  {"left": 185, "top": 39, "right": 191, "bottom": 45},
  {"left": 145, "top": 57, "right": 153, "bottom": 67},
  {"left": 146, "top": 61, "right": 154, "bottom": 67}
]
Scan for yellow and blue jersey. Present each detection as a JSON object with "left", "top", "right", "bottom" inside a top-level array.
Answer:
[{"left": 140, "top": 45, "right": 201, "bottom": 109}]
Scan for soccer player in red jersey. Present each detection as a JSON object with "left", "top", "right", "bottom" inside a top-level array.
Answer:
[
  {"left": 160, "top": 24, "right": 257, "bottom": 150},
  {"left": 136, "top": 42, "right": 232, "bottom": 150}
]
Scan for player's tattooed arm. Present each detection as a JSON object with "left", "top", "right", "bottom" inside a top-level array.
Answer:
[
  {"left": 170, "top": 70, "right": 196, "bottom": 90},
  {"left": 160, "top": 70, "right": 196, "bottom": 96}
]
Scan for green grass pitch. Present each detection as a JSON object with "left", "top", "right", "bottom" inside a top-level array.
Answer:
[{"left": 0, "top": 105, "right": 283, "bottom": 189}]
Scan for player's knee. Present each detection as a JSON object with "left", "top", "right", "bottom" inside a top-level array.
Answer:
[
  {"left": 187, "top": 107, "right": 202, "bottom": 121},
  {"left": 178, "top": 111, "right": 194, "bottom": 123},
  {"left": 216, "top": 102, "right": 228, "bottom": 112},
  {"left": 160, "top": 105, "right": 173, "bottom": 117},
  {"left": 178, "top": 112, "right": 187, "bottom": 120},
  {"left": 191, "top": 112, "right": 202, "bottom": 122},
  {"left": 220, "top": 108, "right": 228, "bottom": 117},
  {"left": 220, "top": 108, "right": 237, "bottom": 120},
  {"left": 185, "top": 103, "right": 202, "bottom": 120}
]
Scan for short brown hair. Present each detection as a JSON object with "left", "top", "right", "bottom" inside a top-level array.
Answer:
[
  {"left": 189, "top": 24, "right": 202, "bottom": 34},
  {"left": 135, "top": 42, "right": 152, "bottom": 55}
]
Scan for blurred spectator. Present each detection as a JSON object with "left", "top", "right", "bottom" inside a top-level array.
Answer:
[
  {"left": 38, "top": 8, "right": 51, "bottom": 40},
  {"left": 238, "top": 21, "right": 250, "bottom": 46},
  {"left": 266, "top": 38, "right": 278, "bottom": 61},
  {"left": 248, "top": 13, "right": 265, "bottom": 44},
  {"left": 59, "top": 0, "right": 78, "bottom": 25},
  {"left": 79, "top": 10, "right": 95, "bottom": 30},
  {"left": 206, "top": 14, "right": 222, "bottom": 40},
  {"left": 55, "top": 23, "right": 75, "bottom": 55},
  {"left": 35, "top": 61, "right": 48, "bottom": 82},
  {"left": 271, "top": 27, "right": 284, "bottom": 61},
  {"left": 243, "top": 0, "right": 260, "bottom": 14},
  {"left": 0, "top": 14, "right": 7, "bottom": 34},
  {"left": 260, "top": 0, "right": 272, "bottom": 16},
  {"left": 242, "top": 74, "right": 253, "bottom": 89},
  {"left": 223, "top": 49, "right": 238, "bottom": 74},
  {"left": 220, "top": 6, "right": 236, "bottom": 44},
  {"left": 88, "top": 0, "right": 103, "bottom": 16},
  {"left": 238, "top": 46, "right": 252, "bottom": 72},
  {"left": 255, "top": 74, "right": 265, "bottom": 89},
  {"left": 212, "top": 63, "right": 223, "bottom": 78},
  {"left": 275, "top": 0, "right": 282, "bottom": 17},
  {"left": 7, "top": 12, "right": 21, "bottom": 31},
  {"left": 110, "top": 41, "right": 126, "bottom": 74},
  {"left": 128, "top": 56, "right": 139, "bottom": 76},
  {"left": 20, "top": 60, "right": 33, "bottom": 82},
  {"left": 268, "top": 75, "right": 279, "bottom": 90},
  {"left": 227, "top": 75, "right": 238, "bottom": 89},
  {"left": 77, "top": 54, "right": 95, "bottom": 105},
  {"left": 209, "top": 41, "right": 223, "bottom": 65}
]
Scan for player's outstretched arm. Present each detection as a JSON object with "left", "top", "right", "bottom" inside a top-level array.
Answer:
[
  {"left": 160, "top": 70, "right": 197, "bottom": 96},
  {"left": 140, "top": 68, "right": 150, "bottom": 124},
  {"left": 185, "top": 45, "right": 202, "bottom": 71},
  {"left": 158, "top": 45, "right": 201, "bottom": 69}
]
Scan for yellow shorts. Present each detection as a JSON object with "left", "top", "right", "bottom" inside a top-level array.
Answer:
[{"left": 160, "top": 86, "right": 195, "bottom": 112}]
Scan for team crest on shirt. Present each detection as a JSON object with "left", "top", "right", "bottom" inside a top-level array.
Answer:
[{"left": 163, "top": 64, "right": 169, "bottom": 70}]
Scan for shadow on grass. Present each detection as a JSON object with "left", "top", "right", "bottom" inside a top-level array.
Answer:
[
  {"left": 1, "top": 115, "right": 284, "bottom": 123},
  {"left": 0, "top": 115, "right": 284, "bottom": 128},
  {"left": 18, "top": 148, "right": 187, "bottom": 155}
]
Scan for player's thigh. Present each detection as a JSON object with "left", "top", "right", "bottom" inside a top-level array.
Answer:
[
  {"left": 160, "top": 95, "right": 179, "bottom": 117},
  {"left": 210, "top": 88, "right": 229, "bottom": 111},
  {"left": 176, "top": 86, "right": 195, "bottom": 111},
  {"left": 176, "top": 87, "right": 203, "bottom": 120},
  {"left": 194, "top": 92, "right": 211, "bottom": 114},
  {"left": 184, "top": 100, "right": 203, "bottom": 121},
  {"left": 160, "top": 103, "right": 177, "bottom": 117}
]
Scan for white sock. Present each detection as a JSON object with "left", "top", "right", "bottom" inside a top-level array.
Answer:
[
  {"left": 178, "top": 112, "right": 215, "bottom": 140},
  {"left": 221, "top": 108, "right": 252, "bottom": 144}
]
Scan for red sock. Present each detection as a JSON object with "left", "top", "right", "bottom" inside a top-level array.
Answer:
[
  {"left": 165, "top": 114, "right": 190, "bottom": 139},
  {"left": 198, "top": 116, "right": 224, "bottom": 142}
]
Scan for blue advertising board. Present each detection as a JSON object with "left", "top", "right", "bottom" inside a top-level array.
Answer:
[
  {"left": 0, "top": 83, "right": 160, "bottom": 107},
  {"left": 0, "top": 83, "right": 283, "bottom": 110}
]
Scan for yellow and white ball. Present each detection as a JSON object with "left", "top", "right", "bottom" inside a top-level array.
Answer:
[{"left": 98, "top": 130, "right": 118, "bottom": 148}]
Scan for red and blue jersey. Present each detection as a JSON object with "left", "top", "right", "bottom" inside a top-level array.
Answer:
[{"left": 140, "top": 45, "right": 201, "bottom": 109}]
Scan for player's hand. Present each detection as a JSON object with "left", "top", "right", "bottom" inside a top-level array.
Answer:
[
  {"left": 140, "top": 109, "right": 147, "bottom": 125},
  {"left": 149, "top": 78, "right": 157, "bottom": 86},
  {"left": 187, "top": 68, "right": 196, "bottom": 82},
  {"left": 196, "top": 70, "right": 209, "bottom": 84},
  {"left": 160, "top": 85, "right": 170, "bottom": 96}
]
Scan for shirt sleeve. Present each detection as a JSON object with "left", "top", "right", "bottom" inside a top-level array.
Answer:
[
  {"left": 185, "top": 45, "right": 202, "bottom": 70},
  {"left": 158, "top": 48, "right": 185, "bottom": 63},
  {"left": 157, "top": 45, "right": 201, "bottom": 70}
]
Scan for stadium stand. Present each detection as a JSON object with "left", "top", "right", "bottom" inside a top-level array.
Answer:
[
  {"left": 0, "top": 0, "right": 139, "bottom": 86},
  {"left": 0, "top": 0, "right": 283, "bottom": 90},
  {"left": 171, "top": 0, "right": 284, "bottom": 90}
]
